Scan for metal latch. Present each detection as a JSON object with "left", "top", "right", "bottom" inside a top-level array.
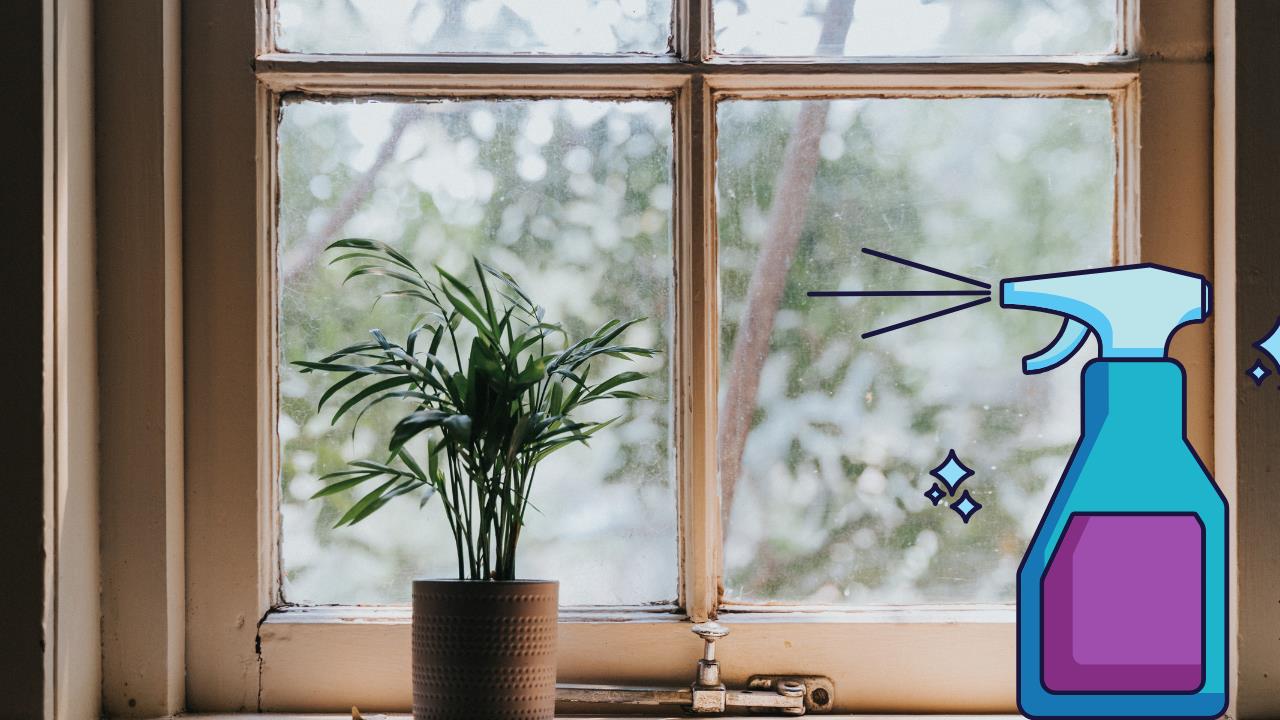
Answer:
[{"left": 556, "top": 622, "right": 835, "bottom": 715}]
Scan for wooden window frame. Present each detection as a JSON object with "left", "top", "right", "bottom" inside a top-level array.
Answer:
[{"left": 176, "top": 0, "right": 1220, "bottom": 713}]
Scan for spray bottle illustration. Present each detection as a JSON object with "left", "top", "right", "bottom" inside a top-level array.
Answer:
[
  {"left": 810, "top": 253, "right": 1228, "bottom": 717},
  {"left": 1002, "top": 265, "right": 1227, "bottom": 718}
]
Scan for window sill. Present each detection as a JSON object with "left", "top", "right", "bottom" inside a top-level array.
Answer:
[
  {"left": 169, "top": 715, "right": 1020, "bottom": 720},
  {"left": 255, "top": 605, "right": 1015, "bottom": 711}
]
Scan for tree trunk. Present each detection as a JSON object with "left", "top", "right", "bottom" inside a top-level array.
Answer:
[{"left": 718, "top": 0, "right": 857, "bottom": 528}]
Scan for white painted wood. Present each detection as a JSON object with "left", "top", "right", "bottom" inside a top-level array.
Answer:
[
  {"left": 674, "top": 75, "right": 721, "bottom": 623},
  {"left": 170, "top": 707, "right": 1018, "bottom": 712},
  {"left": 673, "top": 0, "right": 710, "bottom": 62},
  {"left": 256, "top": 60, "right": 1138, "bottom": 97},
  {"left": 1212, "top": 1, "right": 1240, "bottom": 716},
  {"left": 706, "top": 70, "right": 1137, "bottom": 94},
  {"left": 53, "top": 0, "right": 101, "bottom": 716},
  {"left": 96, "top": 1, "right": 185, "bottom": 716},
  {"left": 257, "top": 606, "right": 1015, "bottom": 713},
  {"left": 255, "top": 53, "right": 1138, "bottom": 77},
  {"left": 257, "top": 70, "right": 688, "bottom": 96},
  {"left": 183, "top": 0, "right": 274, "bottom": 711}
]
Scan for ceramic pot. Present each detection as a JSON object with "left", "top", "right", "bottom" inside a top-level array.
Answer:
[{"left": 412, "top": 579, "right": 558, "bottom": 720}]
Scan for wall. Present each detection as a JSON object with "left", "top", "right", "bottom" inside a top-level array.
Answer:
[
  {"left": 1228, "top": 0, "right": 1280, "bottom": 716},
  {"left": 0, "top": 0, "right": 54, "bottom": 713}
]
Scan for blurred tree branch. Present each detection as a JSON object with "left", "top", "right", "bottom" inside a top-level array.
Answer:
[
  {"left": 280, "top": 104, "right": 427, "bottom": 284},
  {"left": 279, "top": 7, "right": 466, "bottom": 284},
  {"left": 718, "top": 0, "right": 856, "bottom": 528}
]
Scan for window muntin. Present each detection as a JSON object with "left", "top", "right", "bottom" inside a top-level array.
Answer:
[
  {"left": 273, "top": 0, "right": 675, "bottom": 55},
  {"left": 277, "top": 98, "right": 677, "bottom": 605},
  {"left": 716, "top": 97, "right": 1115, "bottom": 604},
  {"left": 713, "top": 0, "right": 1120, "bottom": 57}
]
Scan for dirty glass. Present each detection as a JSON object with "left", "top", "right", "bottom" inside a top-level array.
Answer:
[
  {"left": 717, "top": 97, "right": 1115, "bottom": 604},
  {"left": 278, "top": 99, "right": 675, "bottom": 605},
  {"left": 274, "top": 0, "right": 673, "bottom": 55},
  {"left": 714, "top": 0, "right": 1118, "bottom": 57}
]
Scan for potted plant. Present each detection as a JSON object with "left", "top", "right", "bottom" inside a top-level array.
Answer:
[{"left": 295, "top": 239, "right": 657, "bottom": 719}]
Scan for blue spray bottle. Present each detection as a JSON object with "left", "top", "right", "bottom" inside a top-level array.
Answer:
[{"left": 1000, "top": 265, "right": 1227, "bottom": 718}]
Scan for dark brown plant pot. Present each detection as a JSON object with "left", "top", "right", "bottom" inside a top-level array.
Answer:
[{"left": 412, "top": 579, "right": 558, "bottom": 720}]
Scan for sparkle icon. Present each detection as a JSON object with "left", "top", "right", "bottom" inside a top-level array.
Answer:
[
  {"left": 1247, "top": 359, "right": 1271, "bottom": 386},
  {"left": 1255, "top": 316, "right": 1280, "bottom": 370},
  {"left": 923, "top": 483, "right": 946, "bottom": 506},
  {"left": 950, "top": 490, "right": 983, "bottom": 524},
  {"left": 930, "top": 449, "right": 974, "bottom": 494}
]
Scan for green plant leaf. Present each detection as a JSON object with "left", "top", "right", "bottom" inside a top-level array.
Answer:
[
  {"left": 343, "top": 264, "right": 432, "bottom": 291},
  {"left": 515, "top": 356, "right": 547, "bottom": 386},
  {"left": 473, "top": 257, "right": 500, "bottom": 332},
  {"left": 314, "top": 340, "right": 382, "bottom": 365},
  {"left": 479, "top": 261, "right": 535, "bottom": 310},
  {"left": 427, "top": 324, "right": 445, "bottom": 355},
  {"left": 333, "top": 478, "right": 398, "bottom": 527},
  {"left": 585, "top": 370, "right": 647, "bottom": 399},
  {"left": 548, "top": 381, "right": 564, "bottom": 416},
  {"left": 331, "top": 375, "right": 416, "bottom": 425},
  {"left": 292, "top": 360, "right": 405, "bottom": 376},
  {"left": 505, "top": 413, "right": 532, "bottom": 465},
  {"left": 443, "top": 414, "right": 472, "bottom": 442},
  {"left": 439, "top": 282, "right": 491, "bottom": 343},
  {"left": 315, "top": 372, "right": 363, "bottom": 411},
  {"left": 389, "top": 410, "right": 451, "bottom": 452},
  {"left": 328, "top": 238, "right": 423, "bottom": 277},
  {"left": 581, "top": 390, "right": 646, "bottom": 403},
  {"left": 310, "top": 469, "right": 383, "bottom": 498}
]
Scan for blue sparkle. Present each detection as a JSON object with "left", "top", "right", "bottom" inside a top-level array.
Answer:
[
  {"left": 923, "top": 483, "right": 946, "bottom": 506},
  {"left": 950, "top": 490, "right": 982, "bottom": 524},
  {"left": 1255, "top": 316, "right": 1280, "bottom": 371},
  {"left": 1247, "top": 359, "right": 1271, "bottom": 386},
  {"left": 930, "top": 449, "right": 974, "bottom": 493}
]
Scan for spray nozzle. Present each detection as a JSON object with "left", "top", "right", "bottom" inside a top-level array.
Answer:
[{"left": 1000, "top": 264, "right": 1211, "bottom": 374}]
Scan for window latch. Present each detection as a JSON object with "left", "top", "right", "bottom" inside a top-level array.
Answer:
[{"left": 556, "top": 622, "right": 835, "bottom": 715}]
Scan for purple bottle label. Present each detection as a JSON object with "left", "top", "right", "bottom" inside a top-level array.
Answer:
[{"left": 1042, "top": 513, "right": 1204, "bottom": 693}]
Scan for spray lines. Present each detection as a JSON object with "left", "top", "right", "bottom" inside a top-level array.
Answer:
[{"left": 807, "top": 247, "right": 993, "bottom": 339}]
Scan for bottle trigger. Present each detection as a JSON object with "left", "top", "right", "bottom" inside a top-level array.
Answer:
[{"left": 1024, "top": 318, "right": 1092, "bottom": 374}]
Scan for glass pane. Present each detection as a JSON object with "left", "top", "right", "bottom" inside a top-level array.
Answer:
[
  {"left": 275, "top": 0, "right": 673, "bottom": 55},
  {"left": 717, "top": 97, "right": 1115, "bottom": 604},
  {"left": 279, "top": 98, "right": 675, "bottom": 605},
  {"left": 715, "top": 0, "right": 1118, "bottom": 57}
]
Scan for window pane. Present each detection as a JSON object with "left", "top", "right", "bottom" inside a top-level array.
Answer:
[
  {"left": 717, "top": 97, "right": 1114, "bottom": 604},
  {"left": 279, "top": 99, "right": 675, "bottom": 605},
  {"left": 714, "top": 0, "right": 1118, "bottom": 57},
  {"left": 275, "top": 0, "right": 673, "bottom": 55}
]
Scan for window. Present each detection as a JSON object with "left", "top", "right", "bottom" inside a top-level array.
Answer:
[
  {"left": 717, "top": 97, "right": 1115, "bottom": 605},
  {"left": 183, "top": 0, "right": 1215, "bottom": 712},
  {"left": 278, "top": 99, "right": 677, "bottom": 606}
]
